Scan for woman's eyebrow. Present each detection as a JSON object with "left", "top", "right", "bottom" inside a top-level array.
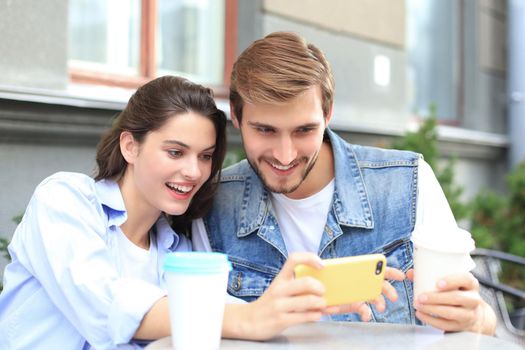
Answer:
[
  {"left": 163, "top": 140, "right": 189, "bottom": 148},
  {"left": 163, "top": 140, "right": 216, "bottom": 151}
]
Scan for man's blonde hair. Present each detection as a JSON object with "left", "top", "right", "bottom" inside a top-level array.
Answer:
[{"left": 230, "top": 31, "right": 335, "bottom": 123}]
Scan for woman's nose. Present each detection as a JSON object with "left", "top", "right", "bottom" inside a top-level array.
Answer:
[{"left": 181, "top": 157, "right": 201, "bottom": 180}]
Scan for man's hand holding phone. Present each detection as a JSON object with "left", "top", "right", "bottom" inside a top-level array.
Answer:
[
  {"left": 324, "top": 266, "right": 405, "bottom": 316},
  {"left": 230, "top": 253, "right": 405, "bottom": 341},
  {"left": 233, "top": 252, "right": 327, "bottom": 340},
  {"left": 294, "top": 254, "right": 406, "bottom": 317}
]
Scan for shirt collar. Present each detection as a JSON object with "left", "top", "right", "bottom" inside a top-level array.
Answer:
[
  {"left": 95, "top": 179, "right": 182, "bottom": 250},
  {"left": 154, "top": 215, "right": 179, "bottom": 250},
  {"left": 94, "top": 178, "right": 128, "bottom": 228}
]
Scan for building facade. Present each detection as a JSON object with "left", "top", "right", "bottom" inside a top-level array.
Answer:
[{"left": 0, "top": 0, "right": 520, "bottom": 272}]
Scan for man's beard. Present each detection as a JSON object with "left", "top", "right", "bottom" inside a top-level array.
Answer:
[{"left": 246, "top": 150, "right": 320, "bottom": 194}]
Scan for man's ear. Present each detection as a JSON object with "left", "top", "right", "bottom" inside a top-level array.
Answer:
[
  {"left": 325, "top": 103, "right": 334, "bottom": 126},
  {"left": 230, "top": 103, "right": 240, "bottom": 129},
  {"left": 120, "top": 131, "right": 139, "bottom": 164}
]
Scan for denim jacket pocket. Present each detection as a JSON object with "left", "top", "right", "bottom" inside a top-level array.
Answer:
[
  {"left": 227, "top": 256, "right": 279, "bottom": 302},
  {"left": 371, "top": 238, "right": 416, "bottom": 324}
]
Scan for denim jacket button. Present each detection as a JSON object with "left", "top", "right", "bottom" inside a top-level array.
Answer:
[{"left": 232, "top": 274, "right": 242, "bottom": 291}]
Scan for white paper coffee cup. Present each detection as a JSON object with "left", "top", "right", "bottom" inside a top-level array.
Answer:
[
  {"left": 411, "top": 227, "right": 476, "bottom": 301},
  {"left": 163, "top": 252, "right": 232, "bottom": 350}
]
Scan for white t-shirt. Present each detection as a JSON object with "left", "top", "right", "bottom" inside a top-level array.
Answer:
[
  {"left": 271, "top": 179, "right": 334, "bottom": 254},
  {"left": 192, "top": 159, "right": 457, "bottom": 253},
  {"left": 115, "top": 228, "right": 160, "bottom": 286}
]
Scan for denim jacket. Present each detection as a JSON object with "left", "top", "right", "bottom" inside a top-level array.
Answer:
[{"left": 203, "top": 129, "right": 420, "bottom": 324}]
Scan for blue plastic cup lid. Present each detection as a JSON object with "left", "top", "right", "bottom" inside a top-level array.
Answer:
[{"left": 163, "top": 252, "right": 232, "bottom": 274}]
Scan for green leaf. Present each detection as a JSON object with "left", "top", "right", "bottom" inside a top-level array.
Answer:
[{"left": 391, "top": 105, "right": 466, "bottom": 220}]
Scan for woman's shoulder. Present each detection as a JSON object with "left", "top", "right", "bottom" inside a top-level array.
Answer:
[
  {"left": 17, "top": 172, "right": 108, "bottom": 236},
  {"left": 32, "top": 172, "right": 98, "bottom": 207},
  {"left": 39, "top": 171, "right": 92, "bottom": 183},
  {"left": 36, "top": 171, "right": 94, "bottom": 191}
]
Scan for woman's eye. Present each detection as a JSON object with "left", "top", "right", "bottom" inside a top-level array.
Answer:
[
  {"left": 168, "top": 150, "right": 182, "bottom": 157},
  {"left": 200, "top": 154, "right": 213, "bottom": 161}
]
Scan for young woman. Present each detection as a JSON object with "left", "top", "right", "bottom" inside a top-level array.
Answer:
[
  {"left": 0, "top": 76, "right": 399, "bottom": 349},
  {"left": 0, "top": 76, "right": 229, "bottom": 349}
]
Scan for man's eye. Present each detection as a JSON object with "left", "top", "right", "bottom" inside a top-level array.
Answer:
[
  {"left": 297, "top": 127, "right": 314, "bottom": 134},
  {"left": 257, "top": 127, "right": 274, "bottom": 134}
]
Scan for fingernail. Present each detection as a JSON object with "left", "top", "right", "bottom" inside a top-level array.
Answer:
[
  {"left": 418, "top": 295, "right": 428, "bottom": 303},
  {"left": 437, "top": 280, "right": 446, "bottom": 289}
]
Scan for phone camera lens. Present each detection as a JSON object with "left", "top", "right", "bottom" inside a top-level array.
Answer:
[{"left": 375, "top": 261, "right": 383, "bottom": 275}]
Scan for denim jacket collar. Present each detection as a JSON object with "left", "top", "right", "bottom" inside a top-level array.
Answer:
[
  {"left": 329, "top": 128, "right": 374, "bottom": 229},
  {"left": 235, "top": 128, "right": 374, "bottom": 238},
  {"left": 231, "top": 170, "right": 272, "bottom": 237}
]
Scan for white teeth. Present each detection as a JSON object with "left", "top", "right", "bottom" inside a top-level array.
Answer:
[
  {"left": 167, "top": 183, "right": 193, "bottom": 193},
  {"left": 271, "top": 163, "right": 294, "bottom": 171}
]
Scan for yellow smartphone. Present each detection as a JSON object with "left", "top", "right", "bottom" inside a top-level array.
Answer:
[{"left": 294, "top": 254, "right": 386, "bottom": 306}]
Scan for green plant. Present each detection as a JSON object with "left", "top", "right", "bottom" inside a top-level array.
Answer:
[
  {"left": 391, "top": 105, "right": 467, "bottom": 220},
  {"left": 0, "top": 237, "right": 10, "bottom": 261},
  {"left": 0, "top": 215, "right": 21, "bottom": 262},
  {"left": 0, "top": 214, "right": 22, "bottom": 291},
  {"left": 391, "top": 106, "right": 524, "bottom": 310},
  {"left": 469, "top": 162, "right": 525, "bottom": 291},
  {"left": 223, "top": 147, "right": 245, "bottom": 168}
]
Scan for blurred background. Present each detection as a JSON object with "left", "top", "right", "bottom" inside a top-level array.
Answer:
[{"left": 0, "top": 0, "right": 524, "bottom": 330}]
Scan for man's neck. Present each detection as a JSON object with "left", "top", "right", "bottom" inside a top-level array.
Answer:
[{"left": 285, "top": 141, "right": 334, "bottom": 200}]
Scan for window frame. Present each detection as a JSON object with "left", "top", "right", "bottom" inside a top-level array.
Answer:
[{"left": 69, "top": 0, "right": 237, "bottom": 96}]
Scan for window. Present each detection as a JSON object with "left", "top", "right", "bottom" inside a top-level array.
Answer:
[
  {"left": 406, "top": 0, "right": 462, "bottom": 123},
  {"left": 68, "top": 0, "right": 236, "bottom": 89}
]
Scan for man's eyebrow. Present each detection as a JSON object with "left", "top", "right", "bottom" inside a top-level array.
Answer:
[
  {"left": 247, "top": 121, "right": 274, "bottom": 128},
  {"left": 162, "top": 140, "right": 216, "bottom": 151},
  {"left": 296, "top": 122, "right": 321, "bottom": 128},
  {"left": 247, "top": 122, "right": 321, "bottom": 128}
]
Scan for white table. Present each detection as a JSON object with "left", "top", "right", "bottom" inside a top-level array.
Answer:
[{"left": 145, "top": 321, "right": 523, "bottom": 349}]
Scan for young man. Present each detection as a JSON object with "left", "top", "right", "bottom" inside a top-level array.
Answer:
[{"left": 193, "top": 32, "right": 496, "bottom": 335}]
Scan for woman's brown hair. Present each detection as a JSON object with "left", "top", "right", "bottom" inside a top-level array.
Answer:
[{"left": 94, "top": 75, "right": 227, "bottom": 234}]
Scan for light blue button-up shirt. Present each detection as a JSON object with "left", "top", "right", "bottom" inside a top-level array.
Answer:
[{"left": 0, "top": 172, "right": 191, "bottom": 349}]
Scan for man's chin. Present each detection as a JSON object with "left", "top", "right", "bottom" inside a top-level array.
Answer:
[{"left": 261, "top": 178, "right": 302, "bottom": 194}]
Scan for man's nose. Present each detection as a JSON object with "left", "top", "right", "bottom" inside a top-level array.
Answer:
[{"left": 272, "top": 135, "right": 297, "bottom": 165}]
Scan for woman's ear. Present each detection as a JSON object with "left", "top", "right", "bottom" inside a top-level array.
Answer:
[{"left": 120, "top": 131, "right": 139, "bottom": 164}]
